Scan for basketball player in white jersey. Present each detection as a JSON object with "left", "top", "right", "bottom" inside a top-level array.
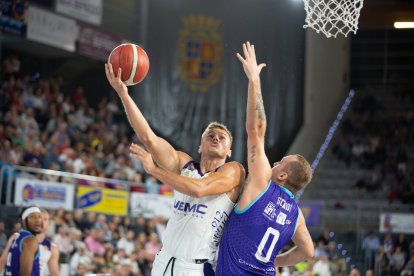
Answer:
[
  {"left": 0, "top": 209, "right": 60, "bottom": 276},
  {"left": 106, "top": 63, "right": 245, "bottom": 276}
]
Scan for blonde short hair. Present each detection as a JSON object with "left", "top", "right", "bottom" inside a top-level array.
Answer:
[
  {"left": 201, "top": 122, "right": 233, "bottom": 144},
  {"left": 284, "top": 154, "right": 312, "bottom": 194}
]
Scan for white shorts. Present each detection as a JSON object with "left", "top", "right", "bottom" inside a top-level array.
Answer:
[{"left": 151, "top": 249, "right": 214, "bottom": 276}]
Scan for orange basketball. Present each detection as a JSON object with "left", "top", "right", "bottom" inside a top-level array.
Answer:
[{"left": 108, "top": 43, "right": 150, "bottom": 86}]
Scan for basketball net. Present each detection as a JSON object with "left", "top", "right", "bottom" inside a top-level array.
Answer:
[{"left": 303, "top": 0, "right": 364, "bottom": 38}]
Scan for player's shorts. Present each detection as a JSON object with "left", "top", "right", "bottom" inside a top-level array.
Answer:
[{"left": 151, "top": 248, "right": 214, "bottom": 276}]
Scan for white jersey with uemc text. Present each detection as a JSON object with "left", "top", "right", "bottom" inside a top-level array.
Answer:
[{"left": 161, "top": 161, "right": 235, "bottom": 262}]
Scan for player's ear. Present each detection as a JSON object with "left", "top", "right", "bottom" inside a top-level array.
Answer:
[
  {"left": 278, "top": 171, "right": 288, "bottom": 181},
  {"left": 198, "top": 146, "right": 201, "bottom": 154},
  {"left": 227, "top": 149, "right": 232, "bottom": 158}
]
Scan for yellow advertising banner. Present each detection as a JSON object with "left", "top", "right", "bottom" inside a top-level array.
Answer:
[{"left": 76, "top": 186, "right": 128, "bottom": 216}]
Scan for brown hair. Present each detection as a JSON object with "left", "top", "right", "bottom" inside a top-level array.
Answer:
[
  {"left": 284, "top": 154, "right": 312, "bottom": 194},
  {"left": 201, "top": 122, "right": 233, "bottom": 144}
]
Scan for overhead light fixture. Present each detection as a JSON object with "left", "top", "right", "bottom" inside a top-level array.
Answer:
[{"left": 394, "top": 22, "right": 414, "bottom": 29}]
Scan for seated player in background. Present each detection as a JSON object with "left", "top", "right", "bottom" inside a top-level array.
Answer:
[
  {"left": 3, "top": 206, "right": 43, "bottom": 276},
  {"left": 0, "top": 208, "right": 59, "bottom": 276}
]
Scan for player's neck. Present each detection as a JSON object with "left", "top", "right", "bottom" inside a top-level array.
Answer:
[
  {"left": 276, "top": 182, "right": 297, "bottom": 196},
  {"left": 199, "top": 157, "right": 225, "bottom": 174}
]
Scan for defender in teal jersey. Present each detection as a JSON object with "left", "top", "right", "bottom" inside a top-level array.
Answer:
[
  {"left": 4, "top": 206, "right": 43, "bottom": 276},
  {"left": 216, "top": 42, "right": 315, "bottom": 275}
]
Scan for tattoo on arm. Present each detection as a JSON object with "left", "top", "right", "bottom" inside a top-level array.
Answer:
[
  {"left": 250, "top": 145, "right": 256, "bottom": 163},
  {"left": 255, "top": 93, "right": 265, "bottom": 121}
]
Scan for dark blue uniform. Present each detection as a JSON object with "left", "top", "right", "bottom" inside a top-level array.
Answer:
[
  {"left": 4, "top": 229, "right": 40, "bottom": 276},
  {"left": 217, "top": 181, "right": 300, "bottom": 275}
]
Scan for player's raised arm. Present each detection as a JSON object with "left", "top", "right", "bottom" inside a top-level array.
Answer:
[
  {"left": 130, "top": 143, "right": 245, "bottom": 198},
  {"left": 105, "top": 63, "right": 182, "bottom": 173},
  {"left": 237, "top": 42, "right": 272, "bottom": 198},
  {"left": 20, "top": 236, "right": 38, "bottom": 276}
]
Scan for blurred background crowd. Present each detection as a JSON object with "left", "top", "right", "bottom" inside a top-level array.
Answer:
[
  {"left": 1, "top": 0, "right": 414, "bottom": 275},
  {"left": 0, "top": 51, "right": 413, "bottom": 276}
]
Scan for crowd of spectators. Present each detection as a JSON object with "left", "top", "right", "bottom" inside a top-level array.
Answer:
[
  {"left": 332, "top": 88, "right": 414, "bottom": 204},
  {"left": 280, "top": 228, "right": 414, "bottom": 276},
  {"left": 0, "top": 52, "right": 175, "bottom": 274},
  {"left": 0, "top": 54, "right": 172, "bottom": 195},
  {"left": 0, "top": 208, "right": 165, "bottom": 275},
  {"left": 1, "top": 52, "right": 414, "bottom": 276},
  {"left": 0, "top": 51, "right": 178, "bottom": 275},
  {"left": 361, "top": 230, "right": 414, "bottom": 276}
]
